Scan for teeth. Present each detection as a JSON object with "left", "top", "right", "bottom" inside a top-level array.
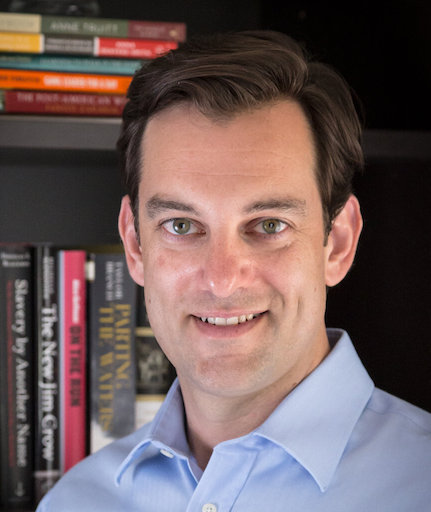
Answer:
[{"left": 200, "top": 314, "right": 259, "bottom": 326}]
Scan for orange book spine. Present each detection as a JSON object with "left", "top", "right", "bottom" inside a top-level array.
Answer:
[{"left": 0, "top": 68, "right": 131, "bottom": 94}]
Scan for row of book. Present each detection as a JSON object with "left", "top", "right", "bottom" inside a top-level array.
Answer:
[
  {"left": 0, "top": 10, "right": 186, "bottom": 116},
  {"left": 0, "top": 244, "right": 175, "bottom": 510}
]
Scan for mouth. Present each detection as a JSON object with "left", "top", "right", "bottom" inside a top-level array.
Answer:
[{"left": 197, "top": 313, "right": 264, "bottom": 326}]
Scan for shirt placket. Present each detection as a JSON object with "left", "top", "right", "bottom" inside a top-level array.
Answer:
[{"left": 185, "top": 444, "right": 258, "bottom": 512}]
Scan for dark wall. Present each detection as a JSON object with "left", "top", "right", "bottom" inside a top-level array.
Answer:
[
  {"left": 261, "top": 2, "right": 431, "bottom": 131},
  {"left": 326, "top": 156, "right": 431, "bottom": 411}
]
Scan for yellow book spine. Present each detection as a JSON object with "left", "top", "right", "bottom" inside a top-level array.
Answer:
[
  {"left": 0, "top": 12, "right": 41, "bottom": 33},
  {"left": 0, "top": 31, "right": 43, "bottom": 53}
]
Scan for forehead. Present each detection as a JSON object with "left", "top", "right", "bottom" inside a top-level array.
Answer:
[
  {"left": 138, "top": 101, "right": 319, "bottom": 213},
  {"left": 141, "top": 101, "right": 315, "bottom": 175}
]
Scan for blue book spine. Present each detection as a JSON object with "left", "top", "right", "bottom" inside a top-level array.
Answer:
[{"left": 0, "top": 53, "right": 142, "bottom": 75}]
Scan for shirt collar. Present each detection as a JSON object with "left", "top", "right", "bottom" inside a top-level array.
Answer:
[
  {"left": 116, "top": 329, "right": 374, "bottom": 491},
  {"left": 115, "top": 379, "right": 189, "bottom": 485},
  {"left": 255, "top": 329, "right": 374, "bottom": 491}
]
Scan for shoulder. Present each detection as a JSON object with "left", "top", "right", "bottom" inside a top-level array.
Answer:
[
  {"left": 353, "top": 387, "right": 431, "bottom": 464},
  {"left": 367, "top": 387, "right": 431, "bottom": 435}
]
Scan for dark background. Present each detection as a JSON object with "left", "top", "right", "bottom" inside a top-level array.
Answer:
[{"left": 1, "top": 1, "right": 430, "bottom": 410}]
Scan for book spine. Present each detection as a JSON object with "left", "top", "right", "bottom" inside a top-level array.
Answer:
[
  {"left": 0, "top": 53, "right": 142, "bottom": 75},
  {"left": 135, "top": 288, "right": 175, "bottom": 429},
  {"left": 44, "top": 34, "right": 94, "bottom": 55},
  {"left": 96, "top": 37, "right": 178, "bottom": 59},
  {"left": 34, "top": 245, "right": 61, "bottom": 503},
  {"left": 58, "top": 250, "right": 87, "bottom": 473},
  {"left": 88, "top": 253, "right": 137, "bottom": 453},
  {"left": 0, "top": 12, "right": 41, "bottom": 33},
  {"left": 1, "top": 90, "right": 127, "bottom": 116},
  {"left": 127, "top": 20, "right": 186, "bottom": 42},
  {"left": 0, "top": 69, "right": 132, "bottom": 94},
  {"left": 0, "top": 32, "right": 178, "bottom": 59},
  {"left": 0, "top": 12, "right": 186, "bottom": 41},
  {"left": 0, "top": 245, "right": 34, "bottom": 509},
  {"left": 42, "top": 15, "right": 128, "bottom": 37},
  {"left": 0, "top": 31, "right": 43, "bottom": 53}
]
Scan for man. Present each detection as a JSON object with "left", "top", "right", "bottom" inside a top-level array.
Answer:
[{"left": 37, "top": 31, "right": 431, "bottom": 511}]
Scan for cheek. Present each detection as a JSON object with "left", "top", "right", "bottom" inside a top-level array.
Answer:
[
  {"left": 143, "top": 248, "right": 198, "bottom": 296},
  {"left": 262, "top": 242, "right": 327, "bottom": 297}
]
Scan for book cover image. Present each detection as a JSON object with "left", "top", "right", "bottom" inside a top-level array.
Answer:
[
  {"left": 88, "top": 251, "right": 137, "bottom": 453},
  {"left": 135, "top": 290, "right": 176, "bottom": 429},
  {"left": 0, "top": 245, "right": 34, "bottom": 509}
]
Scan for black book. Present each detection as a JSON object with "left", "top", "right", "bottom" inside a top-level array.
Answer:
[
  {"left": 34, "top": 245, "right": 61, "bottom": 504},
  {"left": 0, "top": 244, "right": 34, "bottom": 509}
]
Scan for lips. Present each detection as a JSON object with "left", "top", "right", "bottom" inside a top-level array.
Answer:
[{"left": 198, "top": 313, "right": 262, "bottom": 326}]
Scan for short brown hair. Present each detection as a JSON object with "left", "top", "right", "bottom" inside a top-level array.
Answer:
[{"left": 118, "top": 30, "right": 363, "bottom": 235}]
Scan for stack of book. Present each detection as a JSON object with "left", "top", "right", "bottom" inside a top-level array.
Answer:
[
  {"left": 0, "top": 243, "right": 175, "bottom": 509},
  {"left": 0, "top": 11, "right": 186, "bottom": 116}
]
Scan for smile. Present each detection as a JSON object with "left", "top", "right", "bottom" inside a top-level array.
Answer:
[{"left": 199, "top": 313, "right": 261, "bottom": 326}]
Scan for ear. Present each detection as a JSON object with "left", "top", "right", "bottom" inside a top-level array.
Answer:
[
  {"left": 325, "top": 195, "right": 363, "bottom": 287},
  {"left": 118, "top": 195, "right": 145, "bottom": 287}
]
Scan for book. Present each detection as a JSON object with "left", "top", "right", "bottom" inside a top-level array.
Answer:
[
  {"left": 57, "top": 250, "right": 87, "bottom": 473},
  {"left": 34, "top": 245, "right": 61, "bottom": 503},
  {"left": 0, "top": 68, "right": 132, "bottom": 94},
  {"left": 87, "top": 252, "right": 137, "bottom": 453},
  {"left": 0, "top": 53, "right": 143, "bottom": 75},
  {"left": 0, "top": 89, "right": 127, "bottom": 116},
  {"left": 0, "top": 11, "right": 186, "bottom": 41},
  {"left": 135, "top": 327, "right": 176, "bottom": 429},
  {"left": 0, "top": 32, "right": 178, "bottom": 58},
  {"left": 135, "top": 288, "right": 175, "bottom": 429},
  {"left": 0, "top": 244, "right": 34, "bottom": 509}
]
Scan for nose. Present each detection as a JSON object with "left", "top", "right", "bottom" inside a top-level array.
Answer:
[{"left": 200, "top": 234, "right": 255, "bottom": 298}]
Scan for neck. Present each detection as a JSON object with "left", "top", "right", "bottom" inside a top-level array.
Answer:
[{"left": 181, "top": 378, "right": 296, "bottom": 470}]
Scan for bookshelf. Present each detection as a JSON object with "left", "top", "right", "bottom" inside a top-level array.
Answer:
[
  {"left": 0, "top": 116, "right": 123, "bottom": 247},
  {"left": 1, "top": 2, "right": 430, "bottom": 509},
  {"left": 0, "top": 115, "right": 120, "bottom": 150}
]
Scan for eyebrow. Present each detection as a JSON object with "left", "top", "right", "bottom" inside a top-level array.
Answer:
[
  {"left": 145, "top": 195, "right": 308, "bottom": 219},
  {"left": 244, "top": 198, "right": 307, "bottom": 216},
  {"left": 145, "top": 196, "right": 198, "bottom": 219}
]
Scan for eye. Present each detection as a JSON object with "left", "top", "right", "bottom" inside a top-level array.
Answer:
[
  {"left": 163, "top": 218, "right": 199, "bottom": 235},
  {"left": 255, "top": 218, "right": 287, "bottom": 235}
]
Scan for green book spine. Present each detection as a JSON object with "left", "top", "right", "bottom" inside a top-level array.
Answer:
[
  {"left": 42, "top": 15, "right": 128, "bottom": 37},
  {"left": 0, "top": 12, "right": 186, "bottom": 41}
]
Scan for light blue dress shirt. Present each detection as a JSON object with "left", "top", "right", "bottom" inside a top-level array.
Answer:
[{"left": 37, "top": 329, "right": 431, "bottom": 511}]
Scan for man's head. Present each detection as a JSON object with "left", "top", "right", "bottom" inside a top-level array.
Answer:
[
  {"left": 118, "top": 30, "right": 364, "bottom": 236},
  {"left": 118, "top": 30, "right": 363, "bottom": 402}
]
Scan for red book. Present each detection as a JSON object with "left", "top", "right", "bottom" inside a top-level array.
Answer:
[
  {"left": 96, "top": 37, "right": 177, "bottom": 59},
  {"left": 58, "top": 250, "right": 87, "bottom": 474},
  {"left": 1, "top": 89, "right": 127, "bottom": 116}
]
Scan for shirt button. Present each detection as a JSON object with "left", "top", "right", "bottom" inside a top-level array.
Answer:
[
  {"left": 202, "top": 504, "right": 217, "bottom": 512},
  {"left": 160, "top": 449, "right": 174, "bottom": 458}
]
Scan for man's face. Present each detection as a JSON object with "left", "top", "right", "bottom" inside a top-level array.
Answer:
[{"left": 130, "top": 101, "right": 337, "bottom": 401}]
